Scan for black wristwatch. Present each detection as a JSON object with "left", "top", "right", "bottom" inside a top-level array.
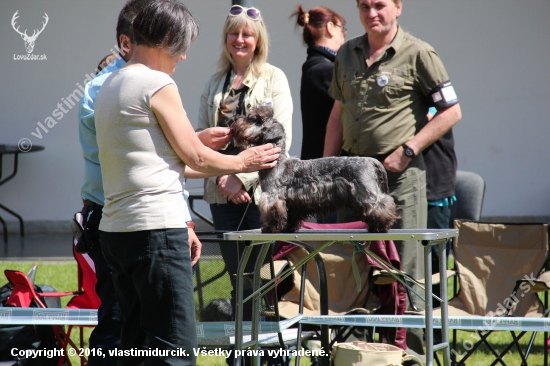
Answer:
[{"left": 402, "top": 143, "right": 416, "bottom": 158}]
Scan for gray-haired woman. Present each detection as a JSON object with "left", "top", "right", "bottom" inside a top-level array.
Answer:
[{"left": 95, "top": 2, "right": 280, "bottom": 365}]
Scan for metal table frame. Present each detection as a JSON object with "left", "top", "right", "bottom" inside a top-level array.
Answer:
[
  {"left": 0, "top": 144, "right": 45, "bottom": 252},
  {"left": 224, "top": 228, "right": 459, "bottom": 366},
  {"left": 187, "top": 186, "right": 213, "bottom": 227}
]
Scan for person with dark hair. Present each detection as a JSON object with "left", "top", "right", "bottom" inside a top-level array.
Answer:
[
  {"left": 292, "top": 4, "right": 346, "bottom": 224},
  {"left": 78, "top": 1, "right": 153, "bottom": 364},
  {"left": 292, "top": 5, "right": 346, "bottom": 161},
  {"left": 94, "top": 2, "right": 280, "bottom": 364},
  {"left": 80, "top": 1, "right": 241, "bottom": 364},
  {"left": 196, "top": 4, "right": 292, "bottom": 328},
  {"left": 324, "top": 0, "right": 462, "bottom": 360}
]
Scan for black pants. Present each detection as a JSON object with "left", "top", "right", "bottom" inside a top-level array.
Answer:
[
  {"left": 427, "top": 204, "right": 452, "bottom": 298},
  {"left": 82, "top": 204, "right": 122, "bottom": 366},
  {"left": 428, "top": 205, "right": 452, "bottom": 273},
  {"left": 100, "top": 228, "right": 197, "bottom": 366}
]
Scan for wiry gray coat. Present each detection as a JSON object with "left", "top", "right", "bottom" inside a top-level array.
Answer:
[{"left": 233, "top": 106, "right": 399, "bottom": 233}]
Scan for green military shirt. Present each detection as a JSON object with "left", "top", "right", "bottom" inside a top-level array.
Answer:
[{"left": 330, "top": 26, "right": 453, "bottom": 157}]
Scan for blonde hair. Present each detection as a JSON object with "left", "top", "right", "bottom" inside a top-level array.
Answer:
[{"left": 216, "top": 9, "right": 269, "bottom": 78}]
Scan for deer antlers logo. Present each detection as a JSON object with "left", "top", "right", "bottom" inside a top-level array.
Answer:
[{"left": 12, "top": 11, "right": 49, "bottom": 54}]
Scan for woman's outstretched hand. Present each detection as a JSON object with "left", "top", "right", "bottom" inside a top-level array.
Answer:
[{"left": 238, "top": 143, "right": 280, "bottom": 172}]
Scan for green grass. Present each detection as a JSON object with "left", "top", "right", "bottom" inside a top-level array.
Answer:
[
  {"left": 194, "top": 259, "right": 231, "bottom": 320},
  {"left": 1, "top": 261, "right": 548, "bottom": 366}
]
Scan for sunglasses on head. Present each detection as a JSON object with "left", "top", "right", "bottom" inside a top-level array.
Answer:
[{"left": 229, "top": 5, "right": 261, "bottom": 21}]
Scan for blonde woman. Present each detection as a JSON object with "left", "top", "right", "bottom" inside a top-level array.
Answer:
[{"left": 196, "top": 3, "right": 292, "bottom": 319}]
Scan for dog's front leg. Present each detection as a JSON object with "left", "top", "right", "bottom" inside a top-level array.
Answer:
[{"left": 259, "top": 194, "right": 287, "bottom": 233}]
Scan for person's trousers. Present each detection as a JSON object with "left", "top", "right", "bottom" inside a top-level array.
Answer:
[
  {"left": 427, "top": 204, "right": 452, "bottom": 273},
  {"left": 81, "top": 204, "right": 122, "bottom": 366},
  {"left": 100, "top": 228, "right": 196, "bottom": 366},
  {"left": 427, "top": 204, "right": 452, "bottom": 297}
]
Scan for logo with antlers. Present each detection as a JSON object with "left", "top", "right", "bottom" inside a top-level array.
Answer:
[{"left": 12, "top": 11, "right": 49, "bottom": 54}]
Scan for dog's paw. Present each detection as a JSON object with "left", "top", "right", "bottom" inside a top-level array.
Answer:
[{"left": 260, "top": 225, "right": 273, "bottom": 233}]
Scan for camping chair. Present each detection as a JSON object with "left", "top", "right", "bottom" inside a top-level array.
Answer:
[
  {"left": 437, "top": 220, "right": 550, "bottom": 366},
  {"left": 434, "top": 170, "right": 486, "bottom": 276},
  {"left": 4, "top": 231, "right": 101, "bottom": 366},
  {"left": 425, "top": 170, "right": 487, "bottom": 318},
  {"left": 449, "top": 171, "right": 486, "bottom": 225},
  {"left": 4, "top": 269, "right": 86, "bottom": 366},
  {"left": 65, "top": 236, "right": 101, "bottom": 364}
]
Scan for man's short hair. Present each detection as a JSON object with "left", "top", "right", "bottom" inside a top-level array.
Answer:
[
  {"left": 356, "top": 0, "right": 402, "bottom": 5},
  {"left": 116, "top": 0, "right": 155, "bottom": 47},
  {"left": 133, "top": 0, "right": 199, "bottom": 57}
]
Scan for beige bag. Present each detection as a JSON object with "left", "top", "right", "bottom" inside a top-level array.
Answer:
[{"left": 332, "top": 341, "right": 423, "bottom": 366}]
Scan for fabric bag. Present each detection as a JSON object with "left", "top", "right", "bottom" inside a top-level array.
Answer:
[{"left": 332, "top": 341, "right": 423, "bottom": 366}]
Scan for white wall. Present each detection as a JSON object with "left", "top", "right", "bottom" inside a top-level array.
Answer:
[{"left": 0, "top": 0, "right": 549, "bottom": 228}]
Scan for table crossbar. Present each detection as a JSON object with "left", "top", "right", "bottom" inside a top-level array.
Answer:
[
  {"left": 300, "top": 315, "right": 550, "bottom": 332},
  {"left": 2, "top": 308, "right": 549, "bottom": 333},
  {"left": 0, "top": 308, "right": 304, "bottom": 340}
]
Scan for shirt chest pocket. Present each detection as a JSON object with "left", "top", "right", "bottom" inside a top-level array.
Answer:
[
  {"left": 370, "top": 71, "right": 411, "bottom": 108},
  {"left": 340, "top": 71, "right": 363, "bottom": 103}
]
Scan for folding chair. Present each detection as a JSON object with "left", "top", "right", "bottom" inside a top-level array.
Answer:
[
  {"left": 4, "top": 232, "right": 101, "bottom": 366},
  {"left": 438, "top": 220, "right": 550, "bottom": 366},
  {"left": 449, "top": 171, "right": 486, "bottom": 225},
  {"left": 4, "top": 269, "right": 86, "bottom": 366},
  {"left": 65, "top": 238, "right": 101, "bottom": 365}
]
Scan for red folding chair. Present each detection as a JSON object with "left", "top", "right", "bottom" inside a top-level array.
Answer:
[
  {"left": 4, "top": 233, "right": 101, "bottom": 366},
  {"left": 4, "top": 269, "right": 85, "bottom": 366},
  {"left": 64, "top": 238, "right": 101, "bottom": 365}
]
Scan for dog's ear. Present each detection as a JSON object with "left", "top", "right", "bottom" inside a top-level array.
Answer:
[{"left": 248, "top": 106, "right": 274, "bottom": 125}]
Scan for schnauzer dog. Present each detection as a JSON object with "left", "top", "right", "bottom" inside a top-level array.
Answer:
[{"left": 232, "top": 106, "right": 399, "bottom": 233}]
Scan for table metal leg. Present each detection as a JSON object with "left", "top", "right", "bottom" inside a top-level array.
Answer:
[
  {"left": 424, "top": 243, "right": 434, "bottom": 365},
  {"left": 188, "top": 197, "right": 214, "bottom": 227},
  {"left": 234, "top": 242, "right": 254, "bottom": 366},
  {"left": 0, "top": 215, "right": 7, "bottom": 253},
  {"left": 439, "top": 240, "right": 451, "bottom": 366},
  {"left": 250, "top": 242, "right": 272, "bottom": 366},
  {"left": 0, "top": 203, "right": 24, "bottom": 237}
]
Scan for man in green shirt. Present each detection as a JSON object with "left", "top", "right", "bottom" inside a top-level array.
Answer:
[{"left": 324, "top": 0, "right": 462, "bottom": 357}]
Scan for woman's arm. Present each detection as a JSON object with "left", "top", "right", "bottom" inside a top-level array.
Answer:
[
  {"left": 183, "top": 166, "right": 215, "bottom": 179},
  {"left": 152, "top": 84, "right": 280, "bottom": 175}
]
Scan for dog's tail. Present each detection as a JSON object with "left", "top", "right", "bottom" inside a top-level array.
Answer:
[
  {"left": 367, "top": 159, "right": 399, "bottom": 232},
  {"left": 366, "top": 194, "right": 400, "bottom": 233}
]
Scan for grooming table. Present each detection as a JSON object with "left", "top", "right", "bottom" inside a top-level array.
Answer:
[{"left": 224, "top": 228, "right": 459, "bottom": 366}]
